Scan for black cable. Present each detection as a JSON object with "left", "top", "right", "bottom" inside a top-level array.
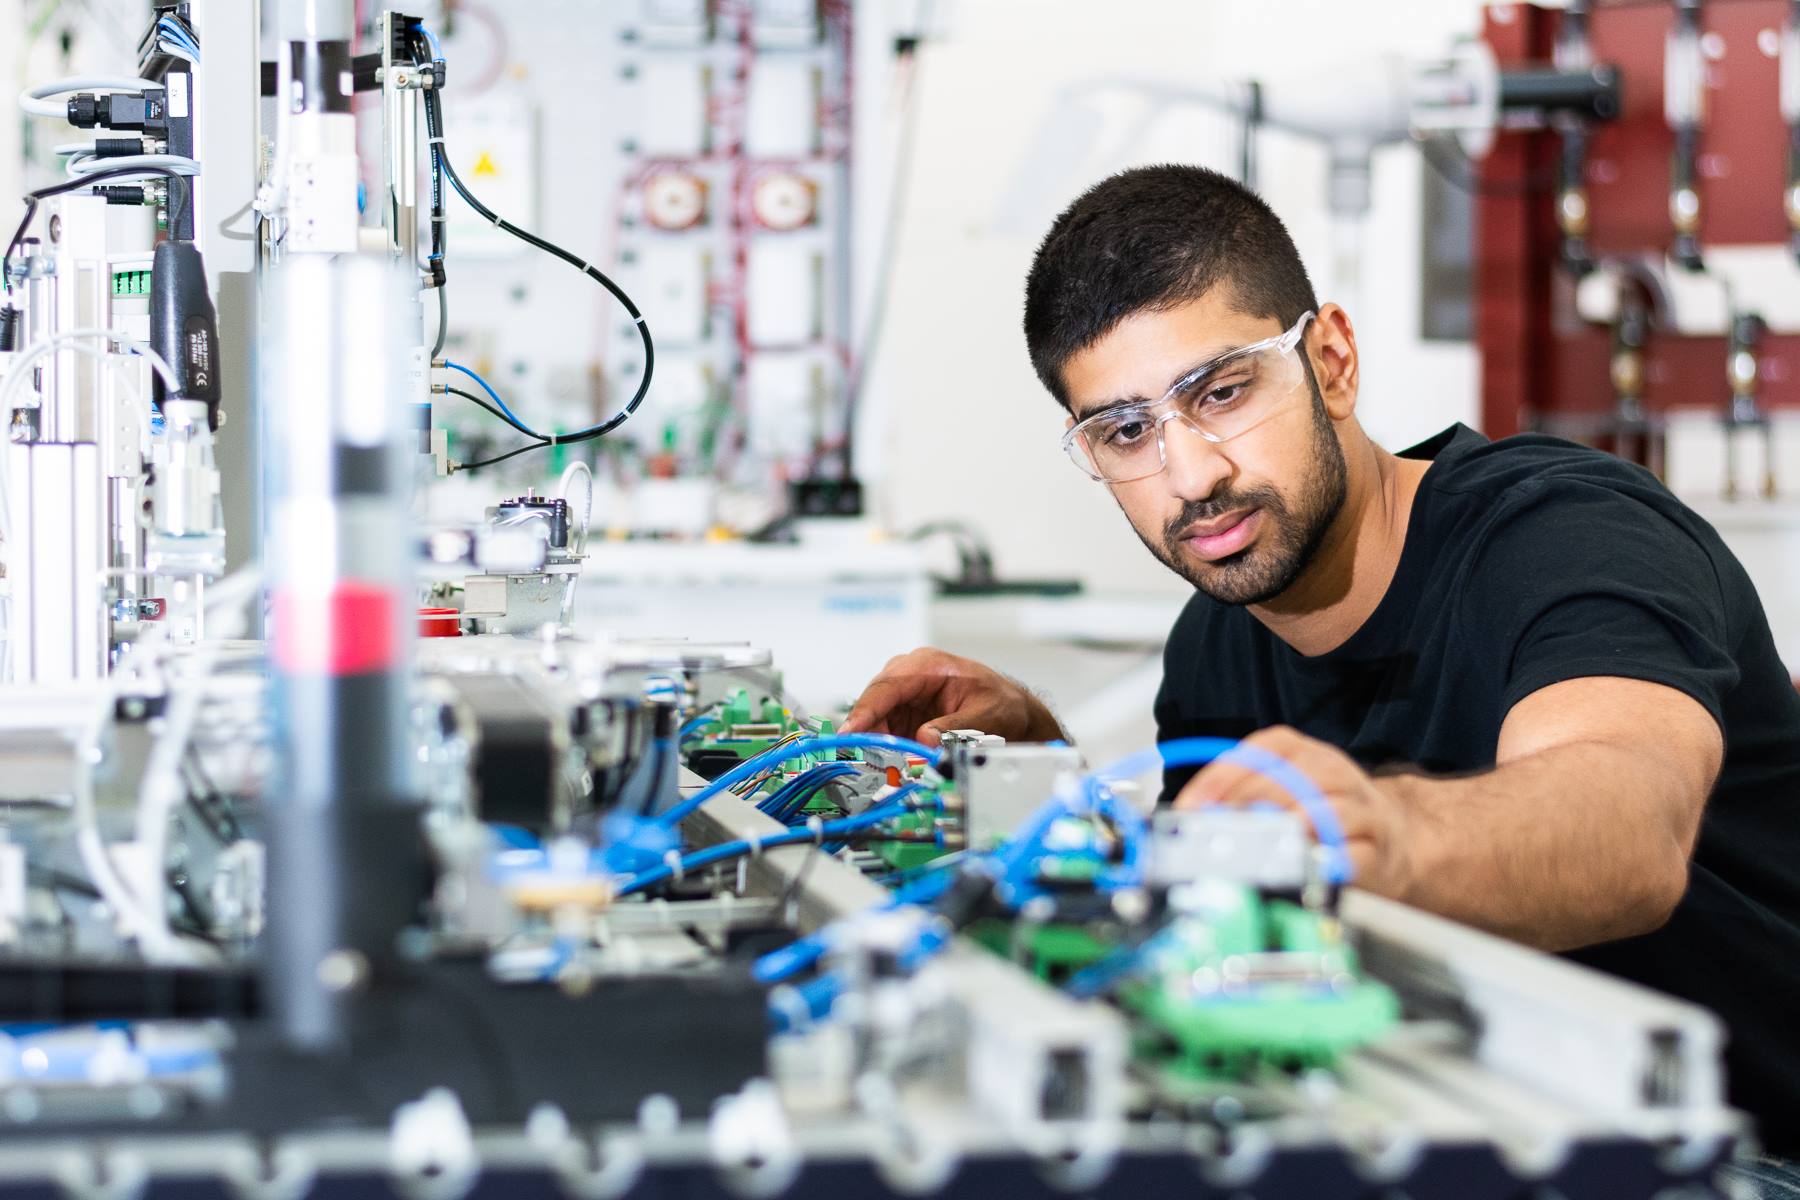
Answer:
[
  {"left": 420, "top": 41, "right": 448, "bottom": 358},
  {"left": 5, "top": 164, "right": 190, "bottom": 295},
  {"left": 445, "top": 384, "right": 539, "bottom": 438},
  {"left": 417, "top": 42, "right": 652, "bottom": 448},
  {"left": 183, "top": 749, "right": 244, "bottom": 844},
  {"left": 431, "top": 282, "right": 448, "bottom": 360},
  {"left": 1, "top": 205, "right": 33, "bottom": 296},
  {"left": 37, "top": 869, "right": 222, "bottom": 946},
  {"left": 459, "top": 439, "right": 552, "bottom": 471}
]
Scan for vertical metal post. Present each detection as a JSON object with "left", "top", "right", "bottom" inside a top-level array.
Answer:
[
  {"left": 7, "top": 444, "right": 104, "bottom": 682},
  {"left": 261, "top": 254, "right": 424, "bottom": 1052},
  {"left": 193, "top": 0, "right": 264, "bottom": 584},
  {"left": 381, "top": 11, "right": 421, "bottom": 270}
]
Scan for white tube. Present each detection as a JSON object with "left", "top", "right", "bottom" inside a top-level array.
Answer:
[
  {"left": 18, "top": 76, "right": 162, "bottom": 119},
  {"left": 130, "top": 649, "right": 219, "bottom": 962},
  {"left": 558, "top": 460, "right": 595, "bottom": 555},
  {"left": 72, "top": 702, "right": 215, "bottom": 966},
  {"left": 67, "top": 154, "right": 201, "bottom": 178}
]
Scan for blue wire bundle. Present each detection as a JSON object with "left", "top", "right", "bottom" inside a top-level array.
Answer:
[
  {"left": 616, "top": 799, "right": 915, "bottom": 897},
  {"left": 156, "top": 16, "right": 200, "bottom": 58},
  {"left": 759, "top": 763, "right": 861, "bottom": 824},
  {"left": 657, "top": 732, "right": 939, "bottom": 828},
  {"left": 753, "top": 733, "right": 1344, "bottom": 995}
]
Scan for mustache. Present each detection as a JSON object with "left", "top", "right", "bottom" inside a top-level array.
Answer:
[{"left": 1161, "top": 486, "right": 1285, "bottom": 545}]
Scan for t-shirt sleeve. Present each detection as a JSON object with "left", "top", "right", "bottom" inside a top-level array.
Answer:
[
  {"left": 1154, "top": 596, "right": 1205, "bottom": 804},
  {"left": 1463, "top": 479, "right": 1739, "bottom": 730}
]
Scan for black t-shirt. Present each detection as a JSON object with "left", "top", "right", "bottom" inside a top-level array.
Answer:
[{"left": 1154, "top": 424, "right": 1800, "bottom": 1153}]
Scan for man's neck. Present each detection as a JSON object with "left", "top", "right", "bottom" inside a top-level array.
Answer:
[{"left": 1249, "top": 439, "right": 1428, "bottom": 657}]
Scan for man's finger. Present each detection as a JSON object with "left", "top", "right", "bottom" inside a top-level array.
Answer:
[
  {"left": 1172, "top": 759, "right": 1265, "bottom": 809},
  {"left": 842, "top": 674, "right": 939, "bottom": 735},
  {"left": 917, "top": 705, "right": 1005, "bottom": 747}
]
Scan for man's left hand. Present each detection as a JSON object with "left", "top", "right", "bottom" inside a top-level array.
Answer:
[{"left": 1171, "top": 726, "right": 1415, "bottom": 898}]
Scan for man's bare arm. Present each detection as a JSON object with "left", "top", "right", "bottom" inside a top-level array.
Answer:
[{"left": 1175, "top": 676, "right": 1722, "bottom": 951}]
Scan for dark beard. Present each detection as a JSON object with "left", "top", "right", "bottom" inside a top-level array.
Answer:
[{"left": 1139, "top": 393, "right": 1348, "bottom": 605}]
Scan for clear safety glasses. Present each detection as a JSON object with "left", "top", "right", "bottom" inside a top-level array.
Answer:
[{"left": 1062, "top": 311, "right": 1316, "bottom": 483}]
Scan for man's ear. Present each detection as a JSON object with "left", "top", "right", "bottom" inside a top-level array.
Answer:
[{"left": 1310, "top": 303, "right": 1361, "bottom": 421}]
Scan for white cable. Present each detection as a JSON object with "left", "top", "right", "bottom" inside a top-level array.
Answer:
[
  {"left": 18, "top": 75, "right": 161, "bottom": 119},
  {"left": 0, "top": 327, "right": 180, "bottom": 418},
  {"left": 52, "top": 141, "right": 97, "bottom": 156},
  {"left": 253, "top": 51, "right": 295, "bottom": 223},
  {"left": 156, "top": 18, "right": 200, "bottom": 57},
  {"left": 0, "top": 331, "right": 179, "bottom": 548},
  {"left": 67, "top": 153, "right": 200, "bottom": 178},
  {"left": 559, "top": 460, "right": 595, "bottom": 555},
  {"left": 72, "top": 696, "right": 214, "bottom": 966},
  {"left": 100, "top": 564, "right": 259, "bottom": 959},
  {"left": 556, "top": 461, "right": 596, "bottom": 624},
  {"left": 131, "top": 647, "right": 220, "bottom": 963}
]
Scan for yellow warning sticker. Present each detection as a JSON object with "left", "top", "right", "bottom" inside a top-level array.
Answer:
[{"left": 472, "top": 151, "right": 499, "bottom": 178}]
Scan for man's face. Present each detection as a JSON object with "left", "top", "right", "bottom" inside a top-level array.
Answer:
[{"left": 1061, "top": 292, "right": 1347, "bottom": 605}]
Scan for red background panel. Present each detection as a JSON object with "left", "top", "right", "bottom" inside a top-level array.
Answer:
[{"left": 1478, "top": 0, "right": 1800, "bottom": 451}]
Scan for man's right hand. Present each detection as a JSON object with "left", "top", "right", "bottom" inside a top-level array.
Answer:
[{"left": 839, "top": 647, "right": 1067, "bottom": 747}]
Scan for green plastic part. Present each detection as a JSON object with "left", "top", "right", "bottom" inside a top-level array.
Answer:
[
  {"left": 1120, "top": 893, "right": 1399, "bottom": 1077},
  {"left": 874, "top": 841, "right": 943, "bottom": 871},
  {"left": 964, "top": 919, "right": 1111, "bottom": 983},
  {"left": 1123, "top": 976, "right": 1398, "bottom": 1076},
  {"left": 1267, "top": 900, "right": 1329, "bottom": 952}
]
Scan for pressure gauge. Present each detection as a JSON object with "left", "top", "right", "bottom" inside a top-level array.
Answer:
[
  {"left": 750, "top": 171, "right": 818, "bottom": 232},
  {"left": 643, "top": 170, "right": 708, "bottom": 231}
]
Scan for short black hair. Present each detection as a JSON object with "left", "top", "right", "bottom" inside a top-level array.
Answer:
[{"left": 1023, "top": 164, "right": 1318, "bottom": 408}]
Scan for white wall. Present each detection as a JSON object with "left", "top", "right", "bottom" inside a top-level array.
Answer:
[
  {"left": 0, "top": 0, "right": 20, "bottom": 228},
  {"left": 864, "top": 0, "right": 1487, "bottom": 596}
]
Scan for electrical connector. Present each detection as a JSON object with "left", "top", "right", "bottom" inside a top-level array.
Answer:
[{"left": 66, "top": 90, "right": 169, "bottom": 133}]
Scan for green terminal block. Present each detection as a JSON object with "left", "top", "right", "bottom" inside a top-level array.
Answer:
[
  {"left": 112, "top": 269, "right": 152, "bottom": 297},
  {"left": 966, "top": 878, "right": 1398, "bottom": 1080},
  {"left": 703, "top": 689, "right": 826, "bottom": 764},
  {"left": 1119, "top": 887, "right": 1398, "bottom": 1078},
  {"left": 872, "top": 808, "right": 943, "bottom": 872}
]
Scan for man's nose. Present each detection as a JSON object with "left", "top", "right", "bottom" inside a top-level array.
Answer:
[{"left": 1159, "top": 415, "right": 1234, "bottom": 502}]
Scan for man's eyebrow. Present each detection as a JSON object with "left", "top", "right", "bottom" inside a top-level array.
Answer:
[
  {"left": 1072, "top": 346, "right": 1242, "bottom": 422},
  {"left": 1162, "top": 345, "right": 1244, "bottom": 394},
  {"left": 1072, "top": 394, "right": 1154, "bottom": 422}
]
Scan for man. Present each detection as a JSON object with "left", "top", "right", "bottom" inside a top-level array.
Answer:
[{"left": 840, "top": 165, "right": 1800, "bottom": 1164}]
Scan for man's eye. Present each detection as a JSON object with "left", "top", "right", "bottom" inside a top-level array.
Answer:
[
  {"left": 1203, "top": 381, "right": 1248, "bottom": 407},
  {"left": 1101, "top": 417, "right": 1152, "bottom": 447}
]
